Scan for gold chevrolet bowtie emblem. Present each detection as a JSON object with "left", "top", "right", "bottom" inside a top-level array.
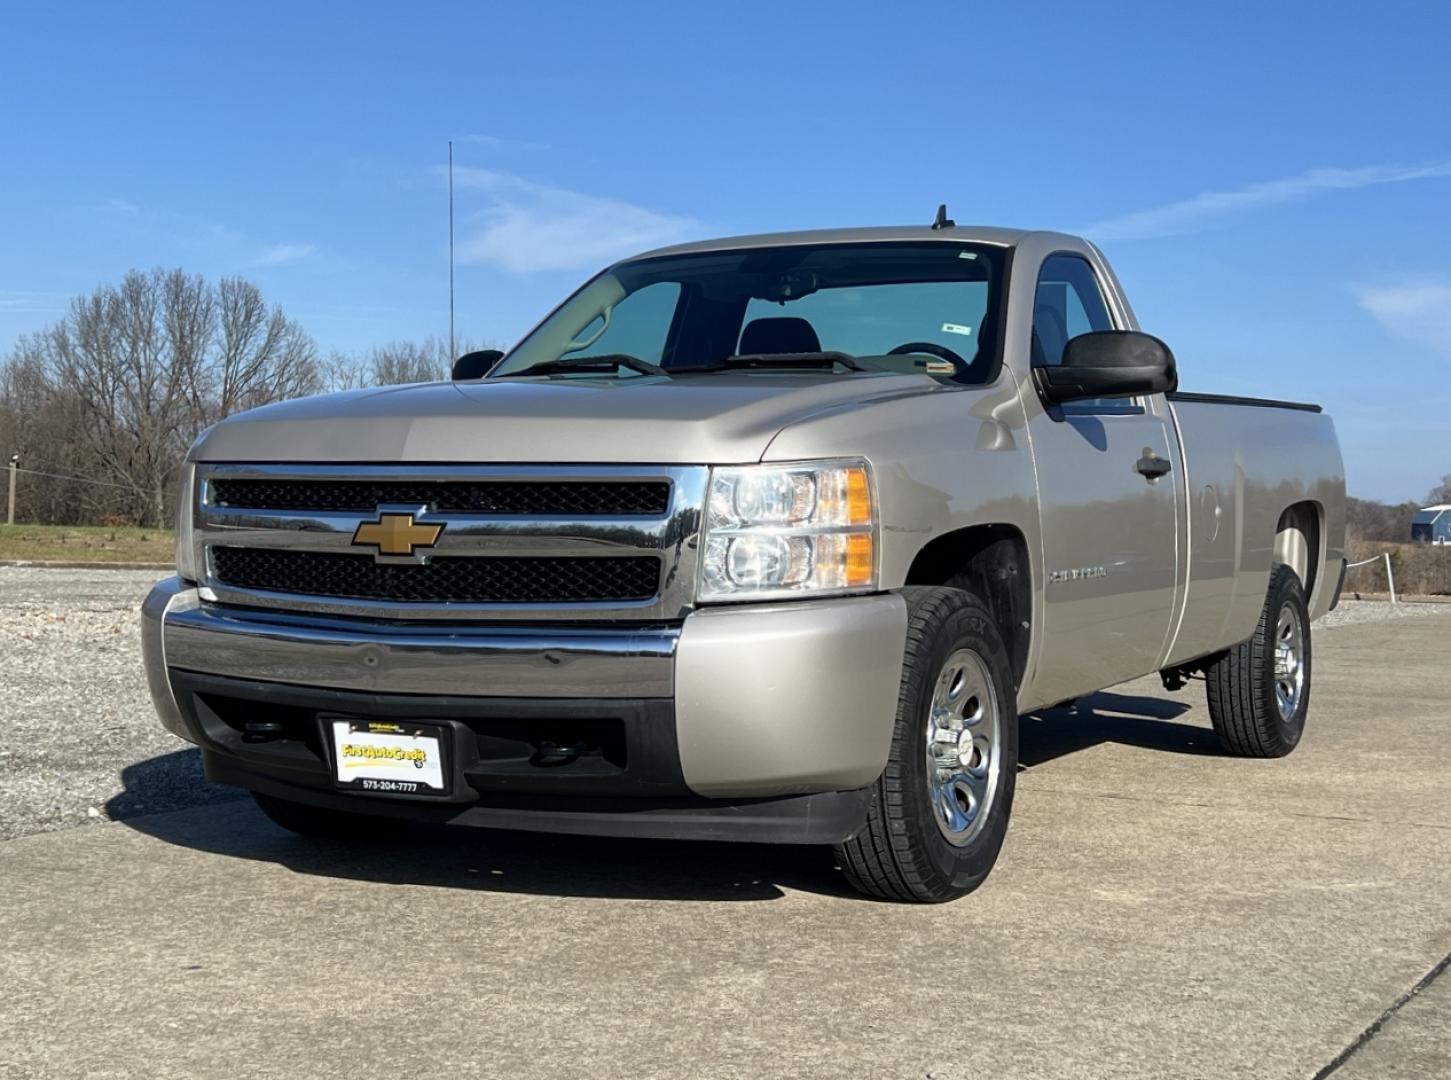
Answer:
[{"left": 351, "top": 512, "right": 444, "bottom": 558}]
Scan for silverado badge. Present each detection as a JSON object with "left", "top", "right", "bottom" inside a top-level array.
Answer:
[{"left": 352, "top": 512, "right": 444, "bottom": 558}]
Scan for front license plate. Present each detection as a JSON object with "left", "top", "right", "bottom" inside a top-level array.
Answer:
[{"left": 330, "top": 719, "right": 449, "bottom": 796}]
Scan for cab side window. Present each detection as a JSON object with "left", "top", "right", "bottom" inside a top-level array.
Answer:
[
  {"left": 1032, "top": 254, "right": 1136, "bottom": 411},
  {"left": 1031, "top": 254, "right": 1113, "bottom": 368}
]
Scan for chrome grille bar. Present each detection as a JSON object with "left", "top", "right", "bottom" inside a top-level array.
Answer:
[{"left": 193, "top": 463, "right": 707, "bottom": 622}]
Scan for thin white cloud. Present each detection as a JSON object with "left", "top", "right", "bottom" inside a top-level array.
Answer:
[
  {"left": 1083, "top": 162, "right": 1451, "bottom": 241},
  {"left": 1353, "top": 282, "right": 1451, "bottom": 357},
  {"left": 446, "top": 166, "right": 699, "bottom": 273},
  {"left": 91, "top": 198, "right": 244, "bottom": 249},
  {"left": 250, "top": 242, "right": 316, "bottom": 267},
  {"left": 454, "top": 133, "right": 549, "bottom": 151},
  {"left": 0, "top": 289, "right": 68, "bottom": 313},
  {"left": 100, "top": 197, "right": 144, "bottom": 218}
]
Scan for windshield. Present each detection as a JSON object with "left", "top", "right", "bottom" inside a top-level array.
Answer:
[{"left": 490, "top": 241, "right": 1006, "bottom": 384}]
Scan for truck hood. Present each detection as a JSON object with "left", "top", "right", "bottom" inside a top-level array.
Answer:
[{"left": 192, "top": 372, "right": 941, "bottom": 464}]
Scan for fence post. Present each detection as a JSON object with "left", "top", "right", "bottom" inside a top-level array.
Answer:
[
  {"left": 6, "top": 454, "right": 16, "bottom": 527},
  {"left": 1384, "top": 551, "right": 1397, "bottom": 605}
]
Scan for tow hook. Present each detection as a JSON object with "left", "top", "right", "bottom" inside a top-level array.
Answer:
[
  {"left": 242, "top": 720, "right": 286, "bottom": 743},
  {"left": 531, "top": 740, "right": 590, "bottom": 767}
]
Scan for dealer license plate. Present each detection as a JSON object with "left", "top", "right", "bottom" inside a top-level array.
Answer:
[{"left": 330, "top": 719, "right": 448, "bottom": 796}]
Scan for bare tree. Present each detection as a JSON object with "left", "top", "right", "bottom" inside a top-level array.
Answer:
[
  {"left": 0, "top": 269, "right": 507, "bottom": 527},
  {"left": 324, "top": 335, "right": 496, "bottom": 390},
  {"left": 0, "top": 268, "right": 321, "bottom": 526},
  {"left": 368, "top": 337, "right": 452, "bottom": 386},
  {"left": 1425, "top": 474, "right": 1451, "bottom": 506},
  {"left": 320, "top": 349, "right": 369, "bottom": 393},
  {"left": 206, "top": 277, "right": 320, "bottom": 419},
  {"left": 48, "top": 270, "right": 199, "bottom": 525},
  {"left": 0, "top": 336, "right": 105, "bottom": 524}
]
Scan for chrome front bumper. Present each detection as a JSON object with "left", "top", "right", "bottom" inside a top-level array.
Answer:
[
  {"left": 142, "top": 577, "right": 907, "bottom": 802},
  {"left": 144, "top": 579, "right": 676, "bottom": 701}
]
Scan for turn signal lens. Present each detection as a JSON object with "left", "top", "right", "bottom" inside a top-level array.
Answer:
[
  {"left": 846, "top": 532, "right": 874, "bottom": 586},
  {"left": 846, "top": 467, "right": 871, "bottom": 526}
]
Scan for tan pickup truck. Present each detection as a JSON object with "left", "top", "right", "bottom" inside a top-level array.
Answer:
[{"left": 142, "top": 220, "right": 1346, "bottom": 902}]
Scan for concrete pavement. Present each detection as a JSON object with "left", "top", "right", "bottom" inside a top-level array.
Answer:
[{"left": 2, "top": 616, "right": 1448, "bottom": 1079}]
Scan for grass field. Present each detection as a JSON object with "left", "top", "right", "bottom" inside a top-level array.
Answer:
[{"left": 0, "top": 524, "right": 175, "bottom": 563}]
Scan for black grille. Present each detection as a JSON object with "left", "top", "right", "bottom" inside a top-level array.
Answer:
[
  {"left": 210, "top": 547, "right": 661, "bottom": 604},
  {"left": 209, "top": 477, "right": 671, "bottom": 516}
]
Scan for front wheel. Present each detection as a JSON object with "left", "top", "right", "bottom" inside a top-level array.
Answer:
[
  {"left": 835, "top": 586, "right": 1018, "bottom": 903},
  {"left": 1204, "top": 564, "right": 1312, "bottom": 757}
]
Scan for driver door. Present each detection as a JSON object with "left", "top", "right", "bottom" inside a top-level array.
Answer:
[{"left": 1025, "top": 254, "right": 1181, "bottom": 704}]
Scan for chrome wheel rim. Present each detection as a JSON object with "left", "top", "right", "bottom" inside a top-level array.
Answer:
[
  {"left": 1273, "top": 602, "right": 1306, "bottom": 723},
  {"left": 924, "top": 648, "right": 1001, "bottom": 847}
]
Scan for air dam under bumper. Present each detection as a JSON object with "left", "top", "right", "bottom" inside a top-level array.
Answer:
[{"left": 142, "top": 578, "right": 907, "bottom": 843}]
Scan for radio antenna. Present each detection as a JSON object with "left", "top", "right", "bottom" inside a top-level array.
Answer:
[{"left": 448, "top": 139, "right": 456, "bottom": 360}]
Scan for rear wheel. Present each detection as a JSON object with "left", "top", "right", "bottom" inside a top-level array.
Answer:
[
  {"left": 835, "top": 586, "right": 1018, "bottom": 903},
  {"left": 251, "top": 791, "right": 406, "bottom": 840},
  {"left": 1205, "top": 564, "right": 1312, "bottom": 757}
]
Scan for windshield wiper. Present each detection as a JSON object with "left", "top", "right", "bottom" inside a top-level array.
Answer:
[
  {"left": 493, "top": 354, "right": 670, "bottom": 379},
  {"left": 683, "top": 351, "right": 870, "bottom": 373}
]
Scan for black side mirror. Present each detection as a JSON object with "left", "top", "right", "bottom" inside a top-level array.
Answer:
[
  {"left": 452, "top": 349, "right": 504, "bottom": 380},
  {"left": 1036, "top": 331, "right": 1177, "bottom": 405}
]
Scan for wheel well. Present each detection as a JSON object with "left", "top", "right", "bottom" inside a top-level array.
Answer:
[
  {"left": 905, "top": 524, "right": 1031, "bottom": 689},
  {"left": 1275, "top": 501, "right": 1322, "bottom": 598}
]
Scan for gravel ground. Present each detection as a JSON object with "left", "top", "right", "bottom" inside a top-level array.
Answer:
[
  {"left": 0, "top": 567, "right": 242, "bottom": 841},
  {"left": 0, "top": 568, "right": 1443, "bottom": 842},
  {"left": 1318, "top": 598, "right": 1448, "bottom": 629}
]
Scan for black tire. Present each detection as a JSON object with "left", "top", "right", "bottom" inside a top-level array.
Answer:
[
  {"left": 835, "top": 586, "right": 1018, "bottom": 903},
  {"left": 251, "top": 791, "right": 406, "bottom": 840},
  {"left": 1205, "top": 564, "right": 1312, "bottom": 757}
]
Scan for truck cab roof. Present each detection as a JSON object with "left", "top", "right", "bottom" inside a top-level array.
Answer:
[{"left": 631, "top": 224, "right": 1056, "bottom": 261}]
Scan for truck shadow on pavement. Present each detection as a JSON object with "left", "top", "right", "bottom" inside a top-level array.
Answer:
[
  {"left": 1018, "top": 690, "right": 1218, "bottom": 767},
  {"left": 109, "top": 751, "right": 856, "bottom": 903},
  {"left": 111, "top": 689, "right": 1211, "bottom": 903}
]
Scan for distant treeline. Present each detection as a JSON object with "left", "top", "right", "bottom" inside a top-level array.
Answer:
[
  {"left": 1346, "top": 480, "right": 1451, "bottom": 596},
  {"left": 0, "top": 267, "right": 489, "bottom": 527},
  {"left": 1347, "top": 479, "right": 1450, "bottom": 544}
]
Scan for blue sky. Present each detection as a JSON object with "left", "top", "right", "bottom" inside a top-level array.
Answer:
[{"left": 2, "top": 1, "right": 1448, "bottom": 501}]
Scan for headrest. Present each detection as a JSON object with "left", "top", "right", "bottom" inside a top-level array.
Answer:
[
  {"left": 738, "top": 317, "right": 822, "bottom": 355},
  {"left": 1032, "top": 304, "right": 1069, "bottom": 366}
]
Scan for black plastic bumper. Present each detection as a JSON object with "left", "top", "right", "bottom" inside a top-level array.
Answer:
[{"left": 172, "top": 670, "right": 872, "bottom": 845}]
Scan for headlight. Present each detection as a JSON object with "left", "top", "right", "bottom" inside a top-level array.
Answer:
[
  {"left": 699, "top": 460, "right": 877, "bottom": 602},
  {"left": 174, "top": 461, "right": 198, "bottom": 582}
]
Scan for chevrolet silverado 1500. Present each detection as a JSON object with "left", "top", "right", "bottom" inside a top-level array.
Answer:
[{"left": 142, "top": 222, "right": 1346, "bottom": 902}]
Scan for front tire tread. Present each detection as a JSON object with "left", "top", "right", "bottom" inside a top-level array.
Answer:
[{"left": 836, "top": 586, "right": 1016, "bottom": 903}]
